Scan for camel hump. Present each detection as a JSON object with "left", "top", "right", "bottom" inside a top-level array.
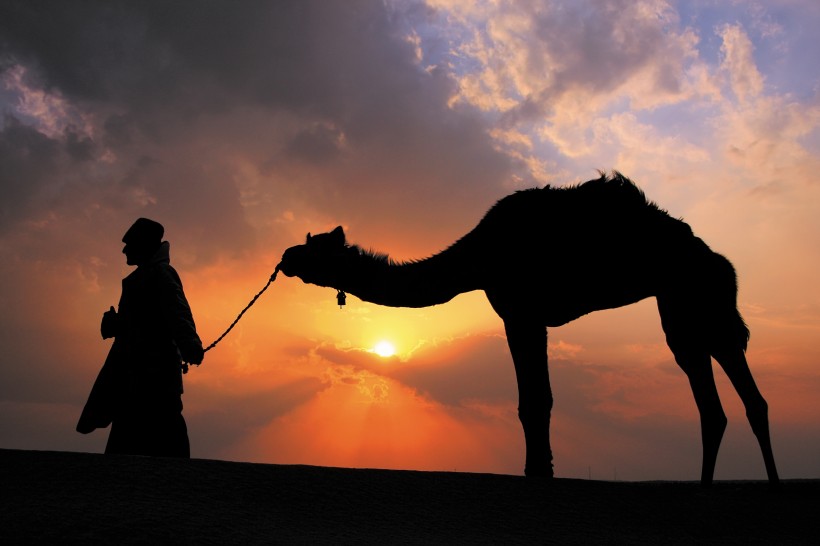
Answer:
[
  {"left": 498, "top": 171, "right": 661, "bottom": 218},
  {"left": 574, "top": 170, "right": 654, "bottom": 211}
]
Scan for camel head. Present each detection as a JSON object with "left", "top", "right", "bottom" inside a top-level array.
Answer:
[{"left": 277, "top": 226, "right": 356, "bottom": 288}]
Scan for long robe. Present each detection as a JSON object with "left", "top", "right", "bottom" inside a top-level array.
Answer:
[{"left": 77, "top": 242, "right": 202, "bottom": 457}]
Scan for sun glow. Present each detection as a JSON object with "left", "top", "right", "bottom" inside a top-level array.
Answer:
[{"left": 373, "top": 340, "right": 396, "bottom": 358}]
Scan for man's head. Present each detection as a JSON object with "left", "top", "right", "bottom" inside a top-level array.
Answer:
[{"left": 122, "top": 218, "right": 164, "bottom": 266}]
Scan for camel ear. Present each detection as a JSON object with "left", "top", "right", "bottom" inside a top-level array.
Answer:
[{"left": 330, "top": 226, "right": 346, "bottom": 246}]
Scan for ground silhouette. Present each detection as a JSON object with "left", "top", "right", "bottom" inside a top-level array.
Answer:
[
  {"left": 1, "top": 449, "right": 815, "bottom": 544},
  {"left": 278, "top": 171, "right": 778, "bottom": 485}
]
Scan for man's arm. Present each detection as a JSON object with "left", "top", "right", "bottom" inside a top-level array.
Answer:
[{"left": 157, "top": 265, "right": 204, "bottom": 364}]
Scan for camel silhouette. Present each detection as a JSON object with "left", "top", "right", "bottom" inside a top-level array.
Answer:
[{"left": 277, "top": 171, "right": 779, "bottom": 485}]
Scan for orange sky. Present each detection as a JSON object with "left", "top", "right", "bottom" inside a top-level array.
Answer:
[{"left": 1, "top": 0, "right": 819, "bottom": 481}]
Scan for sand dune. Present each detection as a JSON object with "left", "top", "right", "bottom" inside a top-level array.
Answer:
[{"left": 1, "top": 448, "right": 816, "bottom": 544}]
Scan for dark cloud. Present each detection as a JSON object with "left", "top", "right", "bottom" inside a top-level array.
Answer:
[
  {"left": 0, "top": 115, "right": 63, "bottom": 230},
  {"left": 313, "top": 334, "right": 518, "bottom": 408},
  {"left": 391, "top": 335, "right": 518, "bottom": 407},
  {"left": 0, "top": 1, "right": 463, "bottom": 141},
  {"left": 1, "top": 0, "right": 517, "bottom": 256}
]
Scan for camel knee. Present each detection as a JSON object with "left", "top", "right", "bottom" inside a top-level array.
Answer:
[
  {"left": 745, "top": 397, "right": 770, "bottom": 437},
  {"left": 746, "top": 395, "right": 768, "bottom": 419},
  {"left": 704, "top": 411, "right": 728, "bottom": 442},
  {"left": 518, "top": 395, "right": 553, "bottom": 427}
]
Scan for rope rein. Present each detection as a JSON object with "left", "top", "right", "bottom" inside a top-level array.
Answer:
[
  {"left": 181, "top": 264, "right": 347, "bottom": 373},
  {"left": 182, "top": 265, "right": 281, "bottom": 373},
  {"left": 203, "top": 267, "right": 280, "bottom": 353}
]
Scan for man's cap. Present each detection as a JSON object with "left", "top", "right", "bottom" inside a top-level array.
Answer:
[{"left": 122, "top": 217, "right": 164, "bottom": 245}]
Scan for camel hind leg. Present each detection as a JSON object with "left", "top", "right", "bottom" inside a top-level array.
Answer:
[
  {"left": 658, "top": 297, "right": 728, "bottom": 485},
  {"left": 673, "top": 347, "right": 727, "bottom": 486},
  {"left": 702, "top": 251, "right": 779, "bottom": 484},
  {"left": 659, "top": 258, "right": 779, "bottom": 484},
  {"left": 712, "top": 347, "right": 780, "bottom": 484}
]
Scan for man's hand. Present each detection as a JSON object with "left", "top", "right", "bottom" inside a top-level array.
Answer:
[
  {"left": 181, "top": 341, "right": 205, "bottom": 365},
  {"left": 101, "top": 306, "right": 118, "bottom": 339}
]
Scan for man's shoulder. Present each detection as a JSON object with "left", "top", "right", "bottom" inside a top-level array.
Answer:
[{"left": 146, "top": 261, "right": 183, "bottom": 286}]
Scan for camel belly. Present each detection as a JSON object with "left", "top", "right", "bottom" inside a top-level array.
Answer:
[
  {"left": 485, "top": 277, "right": 655, "bottom": 327},
  {"left": 544, "top": 291, "right": 654, "bottom": 326}
]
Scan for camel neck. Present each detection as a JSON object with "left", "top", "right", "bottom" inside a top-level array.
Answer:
[{"left": 337, "top": 246, "right": 482, "bottom": 308}]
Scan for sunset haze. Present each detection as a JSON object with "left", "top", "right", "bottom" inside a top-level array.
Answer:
[{"left": 1, "top": 0, "right": 818, "bottom": 481}]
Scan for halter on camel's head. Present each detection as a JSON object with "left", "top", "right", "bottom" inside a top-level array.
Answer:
[{"left": 277, "top": 226, "right": 357, "bottom": 290}]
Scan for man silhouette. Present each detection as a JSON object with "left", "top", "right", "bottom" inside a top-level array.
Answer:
[{"left": 77, "top": 218, "right": 204, "bottom": 457}]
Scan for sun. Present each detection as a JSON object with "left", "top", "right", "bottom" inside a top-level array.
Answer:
[{"left": 373, "top": 340, "right": 396, "bottom": 358}]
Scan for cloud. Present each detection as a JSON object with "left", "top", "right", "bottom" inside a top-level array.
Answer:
[
  {"left": 0, "top": 115, "right": 63, "bottom": 230},
  {"left": 393, "top": 334, "right": 518, "bottom": 406},
  {"left": 436, "top": 0, "right": 706, "bottom": 118},
  {"left": 309, "top": 333, "right": 518, "bottom": 408},
  {"left": 1, "top": 0, "right": 818, "bottom": 480},
  {"left": 718, "top": 23, "right": 764, "bottom": 103},
  {"left": 0, "top": 0, "right": 523, "bottom": 259}
]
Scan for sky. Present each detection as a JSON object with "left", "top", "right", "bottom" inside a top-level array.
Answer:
[{"left": 1, "top": 0, "right": 818, "bottom": 481}]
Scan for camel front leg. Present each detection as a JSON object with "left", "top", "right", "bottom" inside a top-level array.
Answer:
[{"left": 504, "top": 319, "right": 553, "bottom": 477}]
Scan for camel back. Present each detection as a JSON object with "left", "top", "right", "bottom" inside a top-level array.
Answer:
[
  {"left": 463, "top": 172, "right": 749, "bottom": 344},
  {"left": 471, "top": 171, "right": 694, "bottom": 258}
]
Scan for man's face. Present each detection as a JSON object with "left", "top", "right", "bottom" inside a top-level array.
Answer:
[{"left": 122, "top": 241, "right": 154, "bottom": 266}]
